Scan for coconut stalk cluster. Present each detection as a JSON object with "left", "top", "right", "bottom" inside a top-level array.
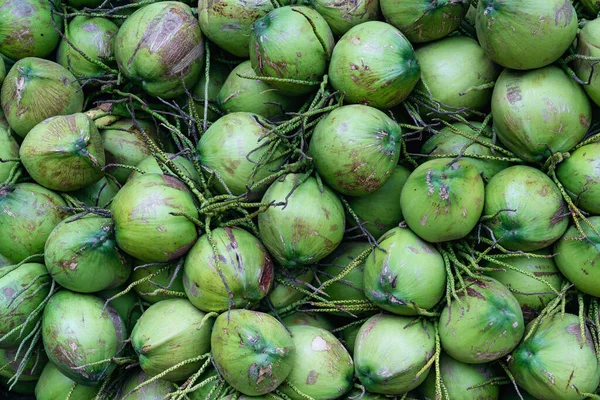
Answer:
[{"left": 2, "top": 0, "right": 600, "bottom": 399}]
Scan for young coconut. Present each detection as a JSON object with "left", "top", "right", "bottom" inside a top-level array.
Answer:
[
  {"left": 211, "top": 309, "right": 295, "bottom": 396},
  {"left": 309, "top": 105, "right": 402, "bottom": 196},
  {"left": 556, "top": 142, "right": 600, "bottom": 215},
  {"left": 130, "top": 298, "right": 214, "bottom": 382},
  {"left": 19, "top": 113, "right": 106, "bottom": 192},
  {"left": 354, "top": 314, "right": 435, "bottom": 394},
  {"left": 328, "top": 21, "right": 420, "bottom": 110},
  {"left": 35, "top": 361, "right": 100, "bottom": 400},
  {"left": 118, "top": 369, "right": 175, "bottom": 399},
  {"left": 114, "top": 2, "right": 204, "bottom": 99},
  {"left": 364, "top": 226, "right": 446, "bottom": 315},
  {"left": 41, "top": 291, "right": 127, "bottom": 386},
  {"left": 0, "top": 346, "right": 47, "bottom": 394},
  {"left": 111, "top": 173, "right": 199, "bottom": 262},
  {"left": 72, "top": 177, "right": 120, "bottom": 209},
  {"left": 281, "top": 312, "right": 334, "bottom": 331},
  {"left": 268, "top": 268, "right": 314, "bottom": 311},
  {"left": 279, "top": 325, "right": 354, "bottom": 400},
  {"left": 129, "top": 153, "right": 200, "bottom": 184},
  {"left": 438, "top": 277, "right": 524, "bottom": 364},
  {"left": 484, "top": 166, "right": 569, "bottom": 252},
  {"left": 575, "top": 18, "right": 600, "bottom": 107},
  {"left": 258, "top": 174, "right": 345, "bottom": 268},
  {"left": 249, "top": 6, "right": 334, "bottom": 96},
  {"left": 0, "top": 58, "right": 84, "bottom": 138},
  {"left": 130, "top": 260, "right": 186, "bottom": 303},
  {"left": 307, "top": 0, "right": 380, "bottom": 36},
  {"left": 190, "top": 63, "right": 229, "bottom": 123},
  {"left": 400, "top": 158, "right": 485, "bottom": 243},
  {"left": 0, "top": 127, "right": 19, "bottom": 184},
  {"left": 508, "top": 313, "right": 600, "bottom": 400},
  {"left": 97, "top": 286, "right": 143, "bottom": 333}
]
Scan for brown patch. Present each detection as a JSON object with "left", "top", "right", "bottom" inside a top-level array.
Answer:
[
  {"left": 506, "top": 85, "right": 522, "bottom": 104},
  {"left": 306, "top": 370, "right": 319, "bottom": 385},
  {"left": 580, "top": 114, "right": 591, "bottom": 128},
  {"left": 466, "top": 287, "right": 486, "bottom": 300},
  {"left": 259, "top": 254, "right": 274, "bottom": 294},
  {"left": 554, "top": 0, "right": 574, "bottom": 27}
]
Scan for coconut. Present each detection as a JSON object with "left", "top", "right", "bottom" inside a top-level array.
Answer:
[
  {"left": 72, "top": 177, "right": 120, "bottom": 209},
  {"left": 0, "top": 127, "right": 19, "bottom": 184},
  {"left": 190, "top": 63, "right": 229, "bottom": 123},
  {"left": 35, "top": 361, "right": 100, "bottom": 400},
  {"left": 281, "top": 312, "right": 334, "bottom": 331},
  {"left": 0, "top": 346, "right": 46, "bottom": 393},
  {"left": 581, "top": 0, "right": 600, "bottom": 14},
  {"left": 575, "top": 18, "right": 600, "bottom": 107},
  {"left": 308, "top": 0, "right": 380, "bottom": 36},
  {"left": 268, "top": 268, "right": 314, "bottom": 310},
  {"left": 67, "top": 0, "right": 104, "bottom": 8},
  {"left": 97, "top": 286, "right": 142, "bottom": 332},
  {"left": 340, "top": 324, "right": 360, "bottom": 355},
  {"left": 130, "top": 260, "right": 186, "bottom": 303},
  {"left": 556, "top": 142, "right": 600, "bottom": 215},
  {"left": 128, "top": 153, "right": 200, "bottom": 184},
  {"left": 118, "top": 370, "right": 175, "bottom": 399},
  {"left": 0, "top": 58, "right": 84, "bottom": 138},
  {"left": 329, "top": 21, "right": 420, "bottom": 110}
]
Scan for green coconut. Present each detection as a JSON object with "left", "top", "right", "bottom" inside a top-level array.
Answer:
[
  {"left": 281, "top": 312, "right": 334, "bottom": 331},
  {"left": 415, "top": 36, "right": 500, "bottom": 115},
  {"left": 556, "top": 142, "right": 600, "bottom": 215},
  {"left": 217, "top": 60, "right": 300, "bottom": 119},
  {"left": 280, "top": 325, "right": 354, "bottom": 400},
  {"left": 354, "top": 314, "right": 435, "bottom": 394},
  {"left": 57, "top": 16, "right": 118, "bottom": 79},
  {"left": 71, "top": 177, "right": 120, "bottom": 209},
  {"left": 111, "top": 173, "right": 199, "bottom": 262},
  {"left": 340, "top": 324, "right": 360, "bottom": 355},
  {"left": 249, "top": 6, "right": 334, "bottom": 96},
  {"left": 0, "top": 127, "right": 19, "bottom": 184},
  {"left": 44, "top": 214, "right": 131, "bottom": 293},
  {"left": 400, "top": 158, "right": 484, "bottom": 242},
  {"left": 0, "top": 56, "right": 4, "bottom": 85},
  {"left": 198, "top": 0, "right": 273, "bottom": 58},
  {"left": 187, "top": 369, "right": 219, "bottom": 400},
  {"left": 309, "top": 104, "right": 402, "bottom": 196},
  {"left": 268, "top": 268, "right": 314, "bottom": 310},
  {"left": 328, "top": 21, "right": 420, "bottom": 110},
  {"left": 0, "top": 58, "right": 84, "bottom": 138},
  {"left": 0, "top": 263, "right": 50, "bottom": 348},
  {"left": 42, "top": 291, "right": 126, "bottom": 385},
  {"left": 0, "top": 0, "right": 62, "bottom": 60},
  {"left": 0, "top": 346, "right": 46, "bottom": 390},
  {"left": 307, "top": 0, "right": 380, "bottom": 36},
  {"left": 492, "top": 66, "right": 591, "bottom": 163},
  {"left": 130, "top": 261, "right": 186, "bottom": 303},
  {"left": 119, "top": 369, "right": 175, "bottom": 399},
  {"left": 509, "top": 313, "right": 600, "bottom": 400},
  {"left": 211, "top": 309, "right": 295, "bottom": 396},
  {"left": 346, "top": 165, "right": 410, "bottom": 239},
  {"left": 346, "top": 390, "right": 387, "bottom": 399},
  {"left": 190, "top": 62, "right": 229, "bottom": 123},
  {"left": 129, "top": 153, "right": 200, "bottom": 184},
  {"left": 131, "top": 299, "right": 214, "bottom": 382},
  {"left": 475, "top": 0, "right": 577, "bottom": 70},
  {"left": 183, "top": 227, "right": 274, "bottom": 312},
  {"left": 484, "top": 166, "right": 569, "bottom": 252},
  {"left": 97, "top": 286, "right": 143, "bottom": 332},
  {"left": 197, "top": 112, "right": 285, "bottom": 197},
  {"left": 364, "top": 226, "right": 446, "bottom": 315},
  {"left": 258, "top": 174, "right": 345, "bottom": 268},
  {"left": 421, "top": 122, "right": 511, "bottom": 181},
  {"left": 20, "top": 113, "right": 105, "bottom": 191},
  {"left": 35, "top": 360, "right": 100, "bottom": 400},
  {"left": 381, "top": 0, "right": 469, "bottom": 43},
  {"left": 114, "top": 1, "right": 204, "bottom": 99},
  {"left": 420, "top": 353, "right": 500, "bottom": 400},
  {"left": 0, "top": 183, "right": 67, "bottom": 262},
  {"left": 0, "top": 107, "right": 7, "bottom": 131},
  {"left": 439, "top": 277, "right": 524, "bottom": 364},
  {"left": 575, "top": 19, "right": 600, "bottom": 107}
]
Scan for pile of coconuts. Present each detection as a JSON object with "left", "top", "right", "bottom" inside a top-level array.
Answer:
[{"left": 2, "top": 0, "right": 600, "bottom": 398}]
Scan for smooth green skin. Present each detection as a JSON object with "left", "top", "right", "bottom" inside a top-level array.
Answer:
[
  {"left": 198, "top": 0, "right": 273, "bottom": 58},
  {"left": 347, "top": 166, "right": 410, "bottom": 239},
  {"left": 364, "top": 227, "right": 446, "bottom": 315},
  {"left": 0, "top": 346, "right": 46, "bottom": 382},
  {"left": 249, "top": 6, "right": 335, "bottom": 96},
  {"left": 258, "top": 174, "right": 345, "bottom": 268},
  {"left": 129, "top": 153, "right": 200, "bottom": 184},
  {"left": 306, "top": 0, "right": 380, "bottom": 36},
  {"left": 217, "top": 60, "right": 300, "bottom": 119},
  {"left": 0, "top": 0, "right": 62, "bottom": 60},
  {"left": 492, "top": 66, "right": 591, "bottom": 164},
  {"left": 197, "top": 112, "right": 285, "bottom": 197},
  {"left": 575, "top": 19, "right": 600, "bottom": 107},
  {"left": 130, "top": 261, "right": 186, "bottom": 303},
  {"left": 0, "top": 263, "right": 50, "bottom": 348},
  {"left": 486, "top": 249, "right": 562, "bottom": 322},
  {"left": 281, "top": 312, "right": 334, "bottom": 331},
  {"left": 268, "top": 268, "right": 314, "bottom": 310},
  {"left": 211, "top": 310, "right": 295, "bottom": 396},
  {"left": 354, "top": 314, "right": 435, "bottom": 394},
  {"left": 401, "top": 158, "right": 484, "bottom": 243},
  {"left": 0, "top": 183, "right": 67, "bottom": 262},
  {"left": 415, "top": 36, "right": 500, "bottom": 114},
  {"left": 119, "top": 370, "right": 174, "bottom": 399},
  {"left": 131, "top": 299, "right": 213, "bottom": 382},
  {"left": 35, "top": 362, "right": 99, "bottom": 400},
  {"left": 421, "top": 122, "right": 510, "bottom": 181},
  {"left": 484, "top": 166, "right": 569, "bottom": 252},
  {"left": 557, "top": 142, "right": 600, "bottom": 215},
  {"left": 309, "top": 105, "right": 402, "bottom": 196},
  {"left": 44, "top": 214, "right": 131, "bottom": 293},
  {"left": 0, "top": 127, "right": 19, "bottom": 183},
  {"left": 509, "top": 313, "right": 600, "bottom": 400},
  {"left": 101, "top": 119, "right": 157, "bottom": 184},
  {"left": 191, "top": 62, "right": 229, "bottom": 122},
  {"left": 72, "top": 177, "right": 119, "bottom": 208},
  {"left": 420, "top": 353, "right": 500, "bottom": 400},
  {"left": 111, "top": 173, "right": 199, "bottom": 263},
  {"left": 57, "top": 16, "right": 117, "bottom": 79},
  {"left": 381, "top": 0, "right": 469, "bottom": 43},
  {"left": 329, "top": 21, "right": 420, "bottom": 110},
  {"left": 114, "top": 2, "right": 204, "bottom": 99},
  {"left": 183, "top": 227, "right": 274, "bottom": 312},
  {"left": 20, "top": 113, "right": 105, "bottom": 192},
  {"left": 1, "top": 57, "right": 84, "bottom": 138},
  {"left": 439, "top": 277, "right": 524, "bottom": 364},
  {"left": 554, "top": 217, "right": 600, "bottom": 297},
  {"left": 475, "top": 0, "right": 577, "bottom": 70},
  {"left": 42, "top": 291, "right": 126, "bottom": 386},
  {"left": 341, "top": 324, "right": 359, "bottom": 355},
  {"left": 97, "top": 287, "right": 142, "bottom": 332},
  {"left": 281, "top": 325, "right": 354, "bottom": 400}
]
